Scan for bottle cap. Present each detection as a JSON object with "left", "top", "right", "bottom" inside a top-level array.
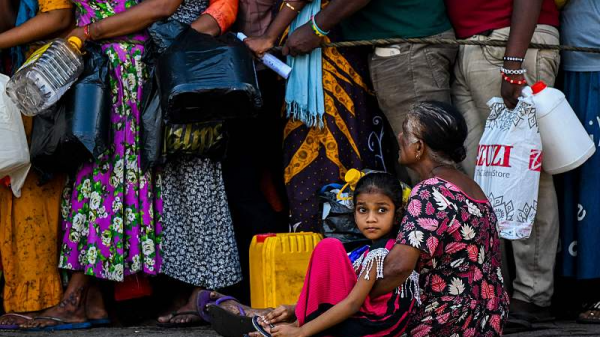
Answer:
[
  {"left": 531, "top": 81, "right": 547, "bottom": 95},
  {"left": 68, "top": 36, "right": 83, "bottom": 51},
  {"left": 256, "top": 233, "right": 277, "bottom": 243}
]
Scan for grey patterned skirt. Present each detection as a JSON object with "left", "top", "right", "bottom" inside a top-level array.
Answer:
[{"left": 160, "top": 156, "right": 242, "bottom": 289}]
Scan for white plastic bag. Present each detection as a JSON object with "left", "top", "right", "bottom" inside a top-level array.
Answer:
[
  {"left": 474, "top": 93, "right": 542, "bottom": 240},
  {"left": 0, "top": 74, "right": 31, "bottom": 197}
]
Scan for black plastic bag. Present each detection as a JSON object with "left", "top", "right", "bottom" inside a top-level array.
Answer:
[
  {"left": 30, "top": 105, "right": 89, "bottom": 183},
  {"left": 30, "top": 44, "right": 111, "bottom": 182},
  {"left": 163, "top": 121, "right": 227, "bottom": 161},
  {"left": 140, "top": 66, "right": 164, "bottom": 172},
  {"left": 147, "top": 19, "right": 188, "bottom": 54},
  {"left": 156, "top": 29, "right": 262, "bottom": 124},
  {"left": 319, "top": 187, "right": 369, "bottom": 248},
  {"left": 63, "top": 43, "right": 111, "bottom": 158}
]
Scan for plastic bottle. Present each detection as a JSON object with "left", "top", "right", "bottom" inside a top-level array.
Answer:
[
  {"left": 6, "top": 36, "right": 84, "bottom": 116},
  {"left": 524, "top": 81, "right": 596, "bottom": 175},
  {"left": 236, "top": 32, "right": 292, "bottom": 79}
]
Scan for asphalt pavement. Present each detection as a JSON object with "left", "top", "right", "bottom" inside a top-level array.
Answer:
[{"left": 0, "top": 320, "right": 599, "bottom": 337}]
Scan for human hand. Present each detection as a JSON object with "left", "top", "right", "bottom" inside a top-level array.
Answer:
[
  {"left": 271, "top": 324, "right": 305, "bottom": 337},
  {"left": 500, "top": 77, "right": 526, "bottom": 109},
  {"left": 244, "top": 36, "right": 275, "bottom": 58},
  {"left": 262, "top": 305, "right": 296, "bottom": 325},
  {"left": 282, "top": 23, "right": 321, "bottom": 57}
]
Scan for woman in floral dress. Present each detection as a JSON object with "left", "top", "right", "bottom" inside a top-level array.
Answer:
[
  {"left": 366, "top": 101, "right": 509, "bottom": 337},
  {"left": 22, "top": 0, "right": 191, "bottom": 329}
]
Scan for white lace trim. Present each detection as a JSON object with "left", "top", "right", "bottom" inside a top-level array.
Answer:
[
  {"left": 357, "top": 248, "right": 389, "bottom": 281},
  {"left": 396, "top": 271, "right": 421, "bottom": 306}
]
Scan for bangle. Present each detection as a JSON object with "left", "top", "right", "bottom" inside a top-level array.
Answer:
[
  {"left": 284, "top": 2, "right": 299, "bottom": 12},
  {"left": 501, "top": 72, "right": 527, "bottom": 86},
  {"left": 310, "top": 15, "right": 329, "bottom": 37},
  {"left": 83, "top": 24, "right": 92, "bottom": 40},
  {"left": 500, "top": 67, "right": 526, "bottom": 75},
  {"left": 503, "top": 56, "right": 525, "bottom": 63}
]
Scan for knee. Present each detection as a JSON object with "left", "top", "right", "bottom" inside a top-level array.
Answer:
[{"left": 313, "top": 238, "right": 345, "bottom": 255}]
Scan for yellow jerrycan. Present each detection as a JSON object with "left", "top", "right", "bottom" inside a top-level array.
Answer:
[{"left": 249, "top": 232, "right": 323, "bottom": 308}]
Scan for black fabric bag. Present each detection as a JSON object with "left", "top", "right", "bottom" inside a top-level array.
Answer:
[
  {"left": 30, "top": 44, "right": 110, "bottom": 183},
  {"left": 156, "top": 29, "right": 262, "bottom": 124},
  {"left": 140, "top": 66, "right": 164, "bottom": 172}
]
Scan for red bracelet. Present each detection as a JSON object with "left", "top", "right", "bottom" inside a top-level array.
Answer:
[
  {"left": 501, "top": 72, "right": 527, "bottom": 86},
  {"left": 83, "top": 24, "right": 92, "bottom": 40}
]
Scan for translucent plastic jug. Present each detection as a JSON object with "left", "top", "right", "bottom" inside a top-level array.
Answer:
[
  {"left": 526, "top": 82, "right": 596, "bottom": 175},
  {"left": 6, "top": 36, "right": 84, "bottom": 116}
]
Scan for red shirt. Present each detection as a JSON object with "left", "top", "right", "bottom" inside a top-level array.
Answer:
[{"left": 445, "top": 0, "right": 560, "bottom": 39}]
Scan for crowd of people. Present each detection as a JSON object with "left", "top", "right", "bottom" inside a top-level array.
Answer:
[{"left": 0, "top": 0, "right": 598, "bottom": 336}]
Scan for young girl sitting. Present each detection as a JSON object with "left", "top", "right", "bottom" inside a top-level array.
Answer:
[{"left": 253, "top": 172, "right": 419, "bottom": 337}]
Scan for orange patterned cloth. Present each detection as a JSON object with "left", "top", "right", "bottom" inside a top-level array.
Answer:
[
  {"left": 205, "top": 0, "right": 238, "bottom": 33},
  {"left": 0, "top": 0, "right": 71, "bottom": 312}
]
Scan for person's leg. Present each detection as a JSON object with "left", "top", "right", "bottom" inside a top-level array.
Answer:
[
  {"left": 21, "top": 272, "right": 92, "bottom": 328},
  {"left": 369, "top": 29, "right": 457, "bottom": 184},
  {"left": 157, "top": 287, "right": 206, "bottom": 324},
  {"left": 510, "top": 25, "right": 560, "bottom": 313}
]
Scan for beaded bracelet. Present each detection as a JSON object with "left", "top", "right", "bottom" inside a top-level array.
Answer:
[
  {"left": 500, "top": 67, "right": 527, "bottom": 75},
  {"left": 83, "top": 24, "right": 92, "bottom": 40},
  {"left": 503, "top": 56, "right": 525, "bottom": 63},
  {"left": 311, "top": 15, "right": 329, "bottom": 37},
  {"left": 501, "top": 72, "right": 527, "bottom": 86}
]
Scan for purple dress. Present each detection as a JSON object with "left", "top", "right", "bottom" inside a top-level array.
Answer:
[{"left": 58, "top": 0, "right": 162, "bottom": 281}]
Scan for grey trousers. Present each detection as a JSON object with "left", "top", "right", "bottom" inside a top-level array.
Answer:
[
  {"left": 452, "top": 25, "right": 561, "bottom": 307},
  {"left": 369, "top": 29, "right": 458, "bottom": 184}
]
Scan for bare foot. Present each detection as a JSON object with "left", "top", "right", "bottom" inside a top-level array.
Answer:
[
  {"left": 158, "top": 288, "right": 205, "bottom": 325},
  {"left": 0, "top": 312, "right": 37, "bottom": 327},
  {"left": 20, "top": 287, "right": 88, "bottom": 329},
  {"left": 209, "top": 291, "right": 271, "bottom": 317},
  {"left": 86, "top": 284, "right": 108, "bottom": 321}
]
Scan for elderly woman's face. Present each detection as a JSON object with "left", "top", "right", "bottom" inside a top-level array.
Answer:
[{"left": 397, "top": 120, "right": 418, "bottom": 165}]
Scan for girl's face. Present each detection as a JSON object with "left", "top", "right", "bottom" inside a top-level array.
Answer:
[{"left": 354, "top": 192, "right": 396, "bottom": 241}]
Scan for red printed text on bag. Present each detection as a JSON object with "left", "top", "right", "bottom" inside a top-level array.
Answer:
[{"left": 476, "top": 144, "right": 513, "bottom": 168}]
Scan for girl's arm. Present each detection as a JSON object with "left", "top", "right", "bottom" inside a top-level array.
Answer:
[
  {"left": 0, "top": 8, "right": 73, "bottom": 49},
  {"left": 271, "top": 265, "right": 378, "bottom": 337},
  {"left": 244, "top": 0, "right": 308, "bottom": 57}
]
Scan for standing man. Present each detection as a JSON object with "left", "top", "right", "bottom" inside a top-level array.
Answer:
[
  {"left": 445, "top": 0, "right": 560, "bottom": 325},
  {"left": 282, "top": 0, "right": 457, "bottom": 184}
]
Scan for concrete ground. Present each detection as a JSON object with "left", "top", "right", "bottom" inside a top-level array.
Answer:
[{"left": 0, "top": 321, "right": 599, "bottom": 337}]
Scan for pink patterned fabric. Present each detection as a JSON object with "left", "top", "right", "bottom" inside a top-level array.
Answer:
[{"left": 295, "top": 238, "right": 414, "bottom": 337}]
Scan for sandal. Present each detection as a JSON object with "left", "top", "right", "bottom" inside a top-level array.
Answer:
[
  {"left": 157, "top": 290, "right": 213, "bottom": 328},
  {"left": 23, "top": 316, "right": 91, "bottom": 331},
  {"left": 0, "top": 313, "right": 32, "bottom": 330},
  {"left": 252, "top": 316, "right": 273, "bottom": 337},
  {"left": 207, "top": 296, "right": 255, "bottom": 337},
  {"left": 577, "top": 301, "right": 600, "bottom": 324}
]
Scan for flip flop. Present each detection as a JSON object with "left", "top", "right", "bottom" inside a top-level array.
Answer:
[
  {"left": 157, "top": 311, "right": 206, "bottom": 328},
  {"left": 252, "top": 316, "right": 273, "bottom": 337},
  {"left": 24, "top": 316, "right": 91, "bottom": 331},
  {"left": 89, "top": 318, "right": 111, "bottom": 327},
  {"left": 0, "top": 313, "right": 32, "bottom": 330},
  {"left": 197, "top": 289, "right": 215, "bottom": 322},
  {"left": 207, "top": 296, "right": 255, "bottom": 337}
]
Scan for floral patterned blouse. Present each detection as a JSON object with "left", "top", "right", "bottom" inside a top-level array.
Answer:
[{"left": 396, "top": 177, "right": 509, "bottom": 337}]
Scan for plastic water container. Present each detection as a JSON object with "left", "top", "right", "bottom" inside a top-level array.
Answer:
[
  {"left": 7, "top": 36, "right": 84, "bottom": 116},
  {"left": 526, "top": 82, "right": 596, "bottom": 175},
  {"left": 250, "top": 232, "right": 322, "bottom": 308}
]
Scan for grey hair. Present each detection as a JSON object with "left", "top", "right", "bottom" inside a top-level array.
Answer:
[{"left": 404, "top": 102, "right": 461, "bottom": 165}]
